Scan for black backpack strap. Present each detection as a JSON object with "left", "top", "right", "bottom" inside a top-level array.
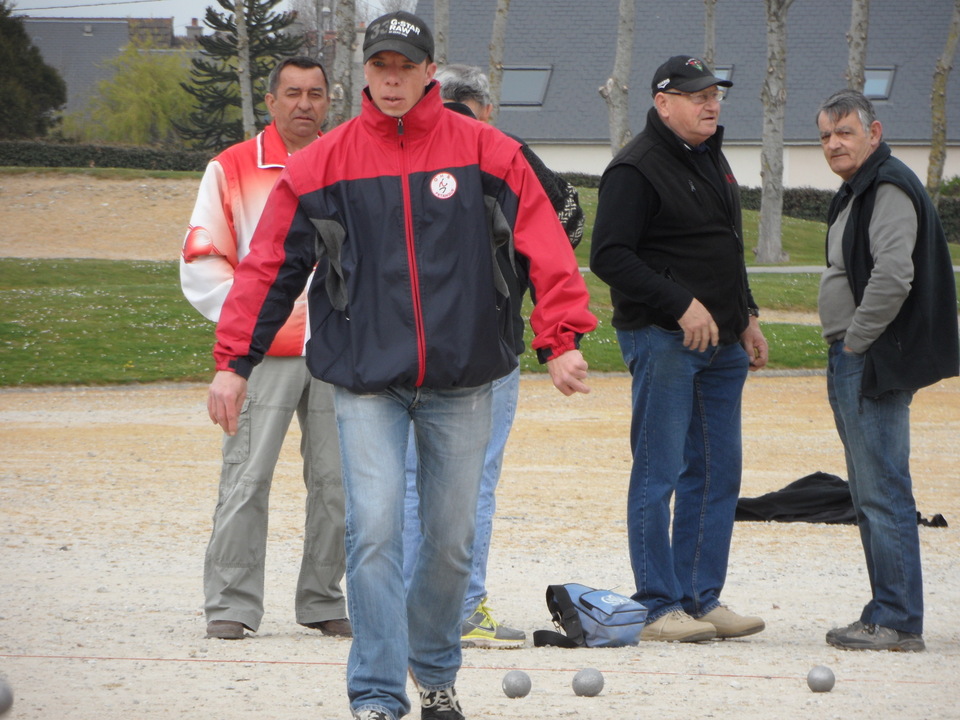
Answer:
[
  {"left": 533, "top": 584, "right": 586, "bottom": 648},
  {"left": 533, "top": 629, "right": 580, "bottom": 648}
]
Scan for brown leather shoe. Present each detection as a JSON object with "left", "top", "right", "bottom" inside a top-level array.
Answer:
[
  {"left": 206, "top": 620, "right": 246, "bottom": 639},
  {"left": 301, "top": 618, "right": 352, "bottom": 637}
]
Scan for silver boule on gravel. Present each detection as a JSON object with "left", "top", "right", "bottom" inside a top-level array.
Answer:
[
  {"left": 806, "top": 665, "right": 836, "bottom": 693},
  {"left": 572, "top": 667, "right": 605, "bottom": 697},
  {"left": 501, "top": 669, "right": 532, "bottom": 698},
  {"left": 0, "top": 678, "right": 13, "bottom": 716}
]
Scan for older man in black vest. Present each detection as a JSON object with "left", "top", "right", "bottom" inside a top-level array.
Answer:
[{"left": 817, "top": 89, "right": 959, "bottom": 652}]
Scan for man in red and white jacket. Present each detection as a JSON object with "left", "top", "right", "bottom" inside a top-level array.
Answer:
[{"left": 180, "top": 57, "right": 349, "bottom": 642}]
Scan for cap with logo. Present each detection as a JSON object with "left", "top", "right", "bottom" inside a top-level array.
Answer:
[
  {"left": 363, "top": 11, "right": 434, "bottom": 64},
  {"left": 651, "top": 55, "right": 733, "bottom": 96}
]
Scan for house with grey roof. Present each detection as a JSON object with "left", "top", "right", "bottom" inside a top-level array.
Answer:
[
  {"left": 22, "top": 17, "right": 201, "bottom": 115},
  {"left": 414, "top": 0, "right": 960, "bottom": 190}
]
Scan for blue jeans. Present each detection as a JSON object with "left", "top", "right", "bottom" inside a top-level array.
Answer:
[
  {"left": 334, "top": 383, "right": 492, "bottom": 719},
  {"left": 827, "top": 341, "right": 922, "bottom": 634},
  {"left": 617, "top": 326, "right": 748, "bottom": 622},
  {"left": 402, "top": 367, "right": 521, "bottom": 619}
]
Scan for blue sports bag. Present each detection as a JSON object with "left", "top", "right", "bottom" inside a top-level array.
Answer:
[{"left": 533, "top": 583, "right": 648, "bottom": 648}]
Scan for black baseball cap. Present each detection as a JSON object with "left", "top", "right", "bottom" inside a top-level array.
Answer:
[
  {"left": 651, "top": 55, "right": 733, "bottom": 96},
  {"left": 363, "top": 11, "right": 434, "bottom": 64}
]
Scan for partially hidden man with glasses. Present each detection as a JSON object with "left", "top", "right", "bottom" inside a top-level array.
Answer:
[{"left": 590, "top": 55, "right": 768, "bottom": 643}]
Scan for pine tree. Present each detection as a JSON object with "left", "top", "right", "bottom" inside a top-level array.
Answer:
[
  {"left": 0, "top": 1, "right": 67, "bottom": 139},
  {"left": 176, "top": 0, "right": 303, "bottom": 152}
]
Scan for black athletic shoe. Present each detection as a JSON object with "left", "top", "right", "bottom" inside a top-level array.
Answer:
[{"left": 419, "top": 685, "right": 465, "bottom": 720}]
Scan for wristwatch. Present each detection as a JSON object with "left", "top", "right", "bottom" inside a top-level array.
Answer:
[{"left": 747, "top": 306, "right": 760, "bottom": 318}]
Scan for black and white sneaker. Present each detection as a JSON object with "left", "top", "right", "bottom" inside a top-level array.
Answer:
[
  {"left": 353, "top": 709, "right": 392, "bottom": 720},
  {"left": 419, "top": 685, "right": 465, "bottom": 720}
]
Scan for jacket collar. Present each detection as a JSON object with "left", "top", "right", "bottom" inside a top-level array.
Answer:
[
  {"left": 257, "top": 121, "right": 322, "bottom": 169},
  {"left": 843, "top": 141, "right": 892, "bottom": 197},
  {"left": 360, "top": 80, "right": 444, "bottom": 141},
  {"left": 646, "top": 105, "right": 725, "bottom": 156}
]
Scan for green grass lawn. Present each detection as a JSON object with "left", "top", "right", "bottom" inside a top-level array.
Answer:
[
  {"left": 0, "top": 259, "right": 830, "bottom": 386},
  {"left": 0, "top": 259, "right": 214, "bottom": 386},
  {"left": 2, "top": 179, "right": 958, "bottom": 387}
]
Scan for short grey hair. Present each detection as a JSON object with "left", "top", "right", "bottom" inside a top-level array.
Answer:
[
  {"left": 267, "top": 56, "right": 328, "bottom": 96},
  {"left": 435, "top": 64, "right": 491, "bottom": 107},
  {"left": 816, "top": 89, "right": 877, "bottom": 133}
]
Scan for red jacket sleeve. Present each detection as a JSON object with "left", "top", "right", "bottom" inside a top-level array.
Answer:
[
  {"left": 507, "top": 150, "right": 597, "bottom": 360},
  {"left": 212, "top": 171, "right": 312, "bottom": 377}
]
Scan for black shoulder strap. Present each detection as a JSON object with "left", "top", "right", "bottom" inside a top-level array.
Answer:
[
  {"left": 533, "top": 628, "right": 580, "bottom": 648},
  {"left": 533, "top": 584, "right": 586, "bottom": 648}
]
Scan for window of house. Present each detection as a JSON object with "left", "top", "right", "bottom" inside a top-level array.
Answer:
[
  {"left": 713, "top": 65, "right": 733, "bottom": 96},
  {"left": 863, "top": 68, "right": 895, "bottom": 100},
  {"left": 500, "top": 66, "right": 552, "bottom": 106},
  {"left": 713, "top": 65, "right": 733, "bottom": 83}
]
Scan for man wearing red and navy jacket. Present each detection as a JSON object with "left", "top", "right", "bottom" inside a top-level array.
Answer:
[{"left": 207, "top": 12, "right": 596, "bottom": 720}]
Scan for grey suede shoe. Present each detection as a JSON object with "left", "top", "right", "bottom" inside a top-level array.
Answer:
[{"left": 826, "top": 620, "right": 925, "bottom": 651}]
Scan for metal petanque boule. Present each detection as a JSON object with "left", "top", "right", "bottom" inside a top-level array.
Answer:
[
  {"left": 572, "top": 667, "right": 604, "bottom": 697},
  {"left": 501, "top": 669, "right": 532, "bottom": 698},
  {"left": 0, "top": 678, "right": 13, "bottom": 716},
  {"left": 807, "top": 665, "right": 836, "bottom": 693}
]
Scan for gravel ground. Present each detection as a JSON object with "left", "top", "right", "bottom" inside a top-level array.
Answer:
[
  {"left": 1, "top": 375, "right": 958, "bottom": 720},
  {"left": 1, "top": 172, "right": 958, "bottom": 719}
]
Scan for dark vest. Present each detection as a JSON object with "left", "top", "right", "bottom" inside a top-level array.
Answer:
[
  {"left": 827, "top": 143, "right": 959, "bottom": 396},
  {"left": 605, "top": 108, "right": 751, "bottom": 343}
]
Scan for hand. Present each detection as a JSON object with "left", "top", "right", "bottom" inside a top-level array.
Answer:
[
  {"left": 740, "top": 316, "right": 768, "bottom": 371},
  {"left": 207, "top": 370, "right": 248, "bottom": 435},
  {"left": 547, "top": 349, "right": 590, "bottom": 396},
  {"left": 677, "top": 298, "right": 719, "bottom": 352}
]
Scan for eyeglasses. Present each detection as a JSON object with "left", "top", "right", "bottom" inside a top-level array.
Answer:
[{"left": 662, "top": 89, "right": 726, "bottom": 104}]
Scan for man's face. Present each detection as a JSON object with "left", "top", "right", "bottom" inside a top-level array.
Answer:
[
  {"left": 364, "top": 51, "right": 437, "bottom": 118},
  {"left": 817, "top": 110, "right": 882, "bottom": 181},
  {"left": 265, "top": 64, "right": 330, "bottom": 151},
  {"left": 655, "top": 85, "right": 724, "bottom": 146}
]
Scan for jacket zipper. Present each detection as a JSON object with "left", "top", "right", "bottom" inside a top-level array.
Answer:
[{"left": 398, "top": 116, "right": 427, "bottom": 386}]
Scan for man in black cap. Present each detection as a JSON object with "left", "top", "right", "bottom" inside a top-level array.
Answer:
[
  {"left": 590, "top": 55, "right": 768, "bottom": 643},
  {"left": 206, "top": 10, "right": 596, "bottom": 720}
]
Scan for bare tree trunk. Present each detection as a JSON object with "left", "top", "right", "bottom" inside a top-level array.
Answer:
[
  {"left": 928, "top": 0, "right": 960, "bottom": 208},
  {"left": 434, "top": 0, "right": 449, "bottom": 66},
  {"left": 845, "top": 0, "right": 870, "bottom": 92},
  {"left": 380, "top": 0, "right": 415, "bottom": 10},
  {"left": 757, "top": 0, "right": 793, "bottom": 264},
  {"left": 330, "top": 0, "right": 357, "bottom": 127},
  {"left": 235, "top": 0, "right": 257, "bottom": 139},
  {"left": 598, "top": 0, "right": 636, "bottom": 154},
  {"left": 487, "top": 0, "right": 511, "bottom": 124},
  {"left": 703, "top": 0, "right": 717, "bottom": 70}
]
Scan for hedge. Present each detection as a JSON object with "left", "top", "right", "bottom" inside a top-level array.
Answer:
[
  {"left": 0, "top": 140, "right": 211, "bottom": 172},
  {"left": 563, "top": 174, "right": 958, "bottom": 243},
  {"left": 739, "top": 185, "right": 960, "bottom": 243}
]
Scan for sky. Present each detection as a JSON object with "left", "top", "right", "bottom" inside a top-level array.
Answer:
[{"left": 11, "top": 0, "right": 391, "bottom": 36}]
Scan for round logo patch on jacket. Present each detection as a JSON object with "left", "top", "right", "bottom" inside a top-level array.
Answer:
[{"left": 430, "top": 172, "right": 457, "bottom": 199}]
